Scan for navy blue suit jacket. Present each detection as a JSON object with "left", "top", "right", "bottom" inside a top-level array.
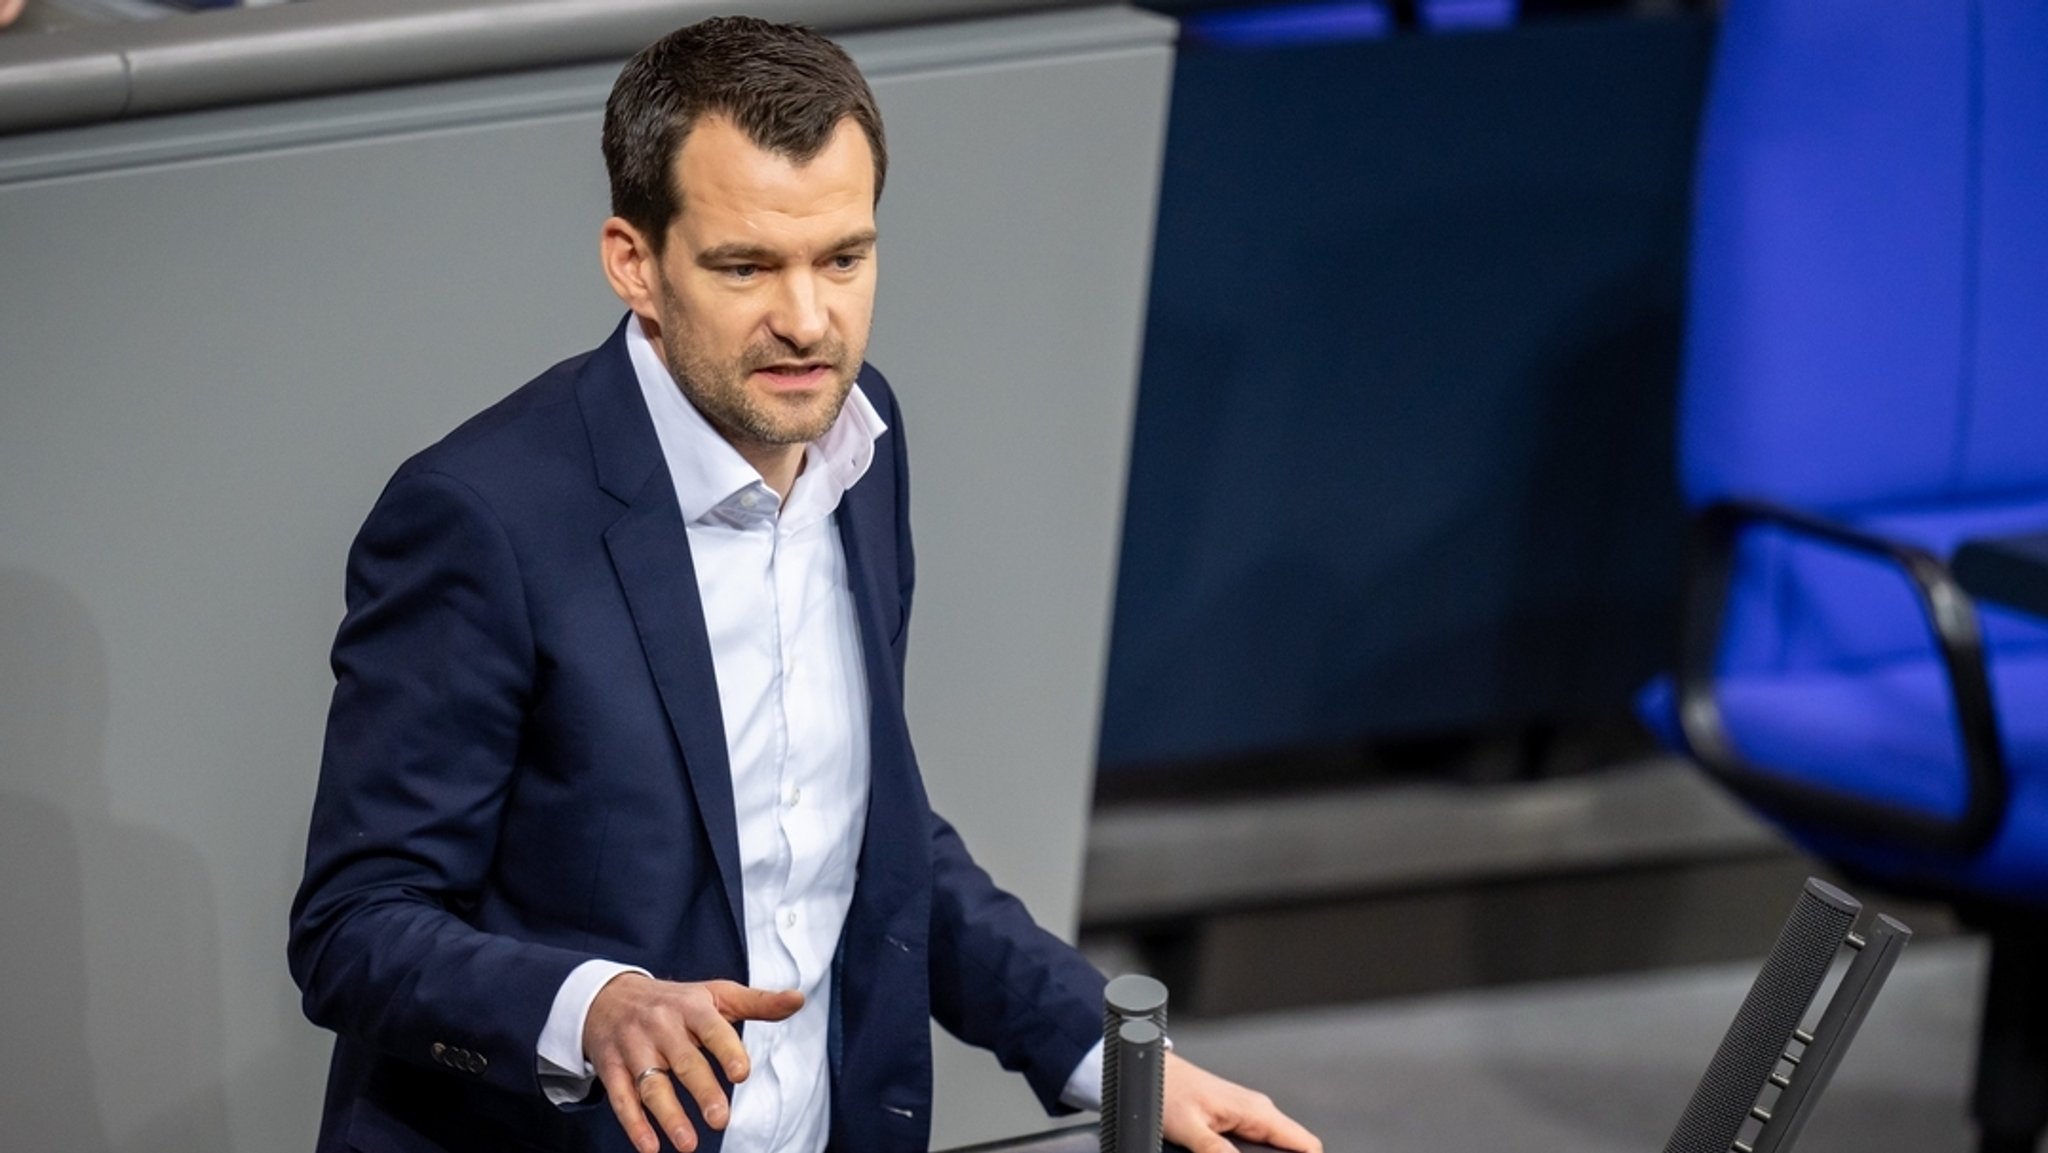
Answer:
[{"left": 288, "top": 319, "right": 1106, "bottom": 1153}]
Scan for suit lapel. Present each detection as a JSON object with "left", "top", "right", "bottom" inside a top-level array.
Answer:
[
  {"left": 836, "top": 445, "right": 923, "bottom": 904},
  {"left": 579, "top": 319, "right": 747, "bottom": 950}
]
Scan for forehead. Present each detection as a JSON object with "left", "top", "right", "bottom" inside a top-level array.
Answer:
[{"left": 671, "top": 116, "right": 875, "bottom": 247}]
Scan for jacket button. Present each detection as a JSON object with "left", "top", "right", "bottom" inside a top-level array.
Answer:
[{"left": 430, "top": 1042, "right": 449, "bottom": 1066}]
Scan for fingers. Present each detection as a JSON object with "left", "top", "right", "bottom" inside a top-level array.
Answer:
[
  {"left": 681, "top": 999, "right": 752, "bottom": 1085},
  {"left": 583, "top": 976, "right": 806, "bottom": 1153},
  {"left": 597, "top": 1061, "right": 673, "bottom": 1153},
  {"left": 663, "top": 1047, "right": 731, "bottom": 1132},
  {"left": 1161, "top": 1054, "right": 1324, "bottom": 1153},
  {"left": 641, "top": 1049, "right": 745, "bottom": 1151},
  {"left": 694, "top": 982, "right": 802, "bottom": 1084},
  {"left": 1219, "top": 1098, "right": 1322, "bottom": 1153},
  {"left": 600, "top": 1049, "right": 728, "bottom": 1153},
  {"left": 637, "top": 1063, "right": 702, "bottom": 1153},
  {"left": 708, "top": 979, "right": 806, "bottom": 1023},
  {"left": 1247, "top": 1105, "right": 1323, "bottom": 1153}
]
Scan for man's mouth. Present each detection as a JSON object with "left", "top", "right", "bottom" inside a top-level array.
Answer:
[{"left": 753, "top": 361, "right": 834, "bottom": 389}]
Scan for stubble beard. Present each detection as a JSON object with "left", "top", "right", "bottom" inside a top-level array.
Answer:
[{"left": 661, "top": 328, "right": 859, "bottom": 453}]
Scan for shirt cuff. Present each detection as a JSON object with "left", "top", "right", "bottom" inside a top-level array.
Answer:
[
  {"left": 537, "top": 959, "right": 650, "bottom": 1107},
  {"left": 1059, "top": 1037, "right": 1106, "bottom": 1112}
]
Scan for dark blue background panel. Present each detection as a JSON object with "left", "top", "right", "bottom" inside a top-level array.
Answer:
[{"left": 1099, "top": 15, "right": 1713, "bottom": 773}]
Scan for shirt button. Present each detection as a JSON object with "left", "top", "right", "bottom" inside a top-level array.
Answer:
[
  {"left": 739, "top": 492, "right": 759, "bottom": 509},
  {"left": 786, "top": 785, "right": 801, "bottom": 808},
  {"left": 784, "top": 908, "right": 798, "bottom": 928}
]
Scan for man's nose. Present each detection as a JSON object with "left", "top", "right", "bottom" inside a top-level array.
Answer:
[{"left": 769, "top": 272, "right": 830, "bottom": 350}]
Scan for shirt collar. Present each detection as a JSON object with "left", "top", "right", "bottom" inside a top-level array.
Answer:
[{"left": 625, "top": 315, "right": 886, "bottom": 527}]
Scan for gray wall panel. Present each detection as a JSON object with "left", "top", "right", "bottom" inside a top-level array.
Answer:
[
  {"left": 0, "top": 0, "right": 1108, "bottom": 134},
  {"left": 1, "top": 100, "right": 625, "bottom": 1153},
  {"left": 0, "top": 7, "right": 1171, "bottom": 1150}
]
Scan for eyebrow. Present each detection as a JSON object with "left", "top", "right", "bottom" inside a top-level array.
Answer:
[{"left": 695, "top": 229, "right": 879, "bottom": 268}]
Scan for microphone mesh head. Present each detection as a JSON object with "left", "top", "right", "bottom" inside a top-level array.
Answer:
[{"left": 1663, "top": 879, "right": 1857, "bottom": 1153}]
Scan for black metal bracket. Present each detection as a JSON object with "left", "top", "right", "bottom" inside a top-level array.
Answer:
[{"left": 1676, "top": 497, "right": 2009, "bottom": 855}]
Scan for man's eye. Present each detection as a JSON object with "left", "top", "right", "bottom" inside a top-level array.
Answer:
[
  {"left": 725, "top": 264, "right": 759, "bottom": 280},
  {"left": 831, "top": 254, "right": 863, "bottom": 272}
]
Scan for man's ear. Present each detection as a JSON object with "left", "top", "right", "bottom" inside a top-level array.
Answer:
[{"left": 600, "top": 216, "right": 664, "bottom": 322}]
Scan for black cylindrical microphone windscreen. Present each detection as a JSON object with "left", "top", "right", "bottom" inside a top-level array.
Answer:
[
  {"left": 1663, "top": 878, "right": 1859, "bottom": 1153},
  {"left": 1112, "top": 1019, "right": 1165, "bottom": 1153},
  {"left": 1101, "top": 975, "right": 1168, "bottom": 1153}
]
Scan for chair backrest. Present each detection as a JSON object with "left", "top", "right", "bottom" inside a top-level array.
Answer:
[
  {"left": 1681, "top": 0, "right": 2048, "bottom": 674},
  {"left": 1968, "top": 2, "right": 2048, "bottom": 498}
]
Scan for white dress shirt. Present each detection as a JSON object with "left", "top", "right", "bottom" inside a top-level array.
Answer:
[{"left": 536, "top": 318, "right": 1103, "bottom": 1147}]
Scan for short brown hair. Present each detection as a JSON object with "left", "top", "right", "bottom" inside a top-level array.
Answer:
[{"left": 602, "top": 16, "right": 887, "bottom": 251}]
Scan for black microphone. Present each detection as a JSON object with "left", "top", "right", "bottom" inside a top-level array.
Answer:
[
  {"left": 1664, "top": 877, "right": 1912, "bottom": 1153},
  {"left": 1112, "top": 1018, "right": 1166, "bottom": 1153},
  {"left": 1664, "top": 878, "right": 1859, "bottom": 1153},
  {"left": 1102, "top": 974, "right": 1169, "bottom": 1153}
]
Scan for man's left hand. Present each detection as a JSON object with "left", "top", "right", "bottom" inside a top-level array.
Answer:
[{"left": 1161, "top": 1051, "right": 1323, "bottom": 1153}]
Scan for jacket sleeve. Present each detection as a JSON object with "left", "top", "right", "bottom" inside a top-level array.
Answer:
[
  {"left": 287, "top": 466, "right": 594, "bottom": 1099},
  {"left": 926, "top": 811, "right": 1109, "bottom": 1114}
]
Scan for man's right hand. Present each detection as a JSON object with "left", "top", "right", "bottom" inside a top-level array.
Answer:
[{"left": 583, "top": 972, "right": 804, "bottom": 1153}]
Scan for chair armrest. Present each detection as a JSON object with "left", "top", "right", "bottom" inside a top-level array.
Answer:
[
  {"left": 1953, "top": 532, "right": 2048, "bottom": 621},
  {"left": 1677, "top": 498, "right": 2008, "bottom": 854}
]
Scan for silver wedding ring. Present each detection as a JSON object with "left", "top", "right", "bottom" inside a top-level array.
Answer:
[{"left": 636, "top": 1066, "right": 669, "bottom": 1086}]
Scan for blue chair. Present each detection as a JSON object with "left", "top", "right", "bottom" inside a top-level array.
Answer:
[{"left": 1637, "top": 3, "right": 2048, "bottom": 1150}]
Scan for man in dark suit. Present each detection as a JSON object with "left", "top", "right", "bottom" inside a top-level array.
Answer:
[{"left": 288, "top": 17, "right": 1320, "bottom": 1153}]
